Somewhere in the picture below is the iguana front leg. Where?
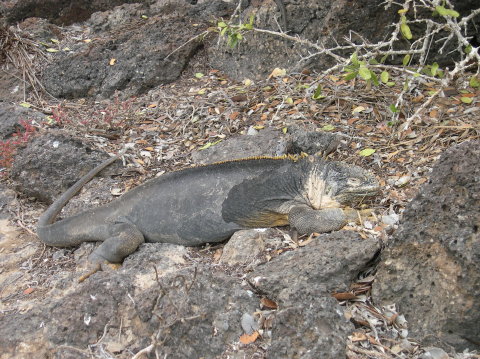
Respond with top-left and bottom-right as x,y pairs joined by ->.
288,204 -> 375,234
288,205 -> 347,234
88,218 -> 145,264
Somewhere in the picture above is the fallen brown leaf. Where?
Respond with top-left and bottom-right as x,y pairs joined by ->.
240,331 -> 259,344
332,292 -> 357,301
23,287 -> 35,295
260,297 -> 278,309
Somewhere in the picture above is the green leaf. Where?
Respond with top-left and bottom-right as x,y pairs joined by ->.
359,148 -> 376,157
386,81 -> 396,87
370,71 -> 379,86
358,66 -> 371,80
435,5 -> 448,16
445,9 -> 460,17
380,71 -> 389,83
398,8 -> 408,14
369,58 -> 379,65
431,62 -> 439,76
403,80 -> 409,91
402,54 -> 411,66
460,97 -> 473,104
141,15 -> 148,19
228,36 -> 239,48
50,38 -> 59,44
199,142 -> 211,150
350,52 -> 359,66
380,54 -> 389,64
199,140 -> 222,150
312,84 -> 325,100
249,14 -> 255,25
322,124 -> 335,131
244,23 -> 253,30
435,5 -> 459,17
401,23 -> 412,40
46,48 -> 59,53
194,72 -> 204,79
343,71 -> 357,81
19,102 -> 32,108
469,76 -> 480,88
389,104 -> 399,113
218,21 -> 227,28
464,44 -> 472,54
285,97 -> 294,105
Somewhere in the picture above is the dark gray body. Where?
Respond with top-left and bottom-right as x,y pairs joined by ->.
37,156 -> 379,263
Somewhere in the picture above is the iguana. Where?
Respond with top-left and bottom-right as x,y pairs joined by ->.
37,155 -> 379,264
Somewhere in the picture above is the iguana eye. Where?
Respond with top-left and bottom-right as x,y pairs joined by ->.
347,178 -> 361,186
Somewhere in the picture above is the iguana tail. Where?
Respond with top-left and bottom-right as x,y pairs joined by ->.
37,155 -> 119,227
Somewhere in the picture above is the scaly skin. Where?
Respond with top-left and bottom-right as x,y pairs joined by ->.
37,155 -> 379,264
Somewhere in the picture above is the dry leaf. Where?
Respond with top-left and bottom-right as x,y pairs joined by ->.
239,331 -> 259,344
111,188 -> 122,196
352,106 -> 366,114
268,68 -> 286,78
213,248 -> 223,262
229,111 -> 240,120
109,58 -> 116,66
23,288 -> 35,295
231,94 -> 248,102
260,297 -> 278,309
367,335 -> 380,345
332,292 -> 357,301
350,331 -> 368,342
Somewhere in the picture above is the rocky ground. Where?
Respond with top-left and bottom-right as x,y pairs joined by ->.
0,1 -> 480,359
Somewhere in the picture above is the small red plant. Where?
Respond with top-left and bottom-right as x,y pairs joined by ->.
0,120 -> 37,171
51,104 -> 71,126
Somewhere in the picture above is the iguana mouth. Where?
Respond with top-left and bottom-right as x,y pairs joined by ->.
337,186 -> 379,203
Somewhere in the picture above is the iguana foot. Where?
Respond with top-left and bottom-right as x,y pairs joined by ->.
78,263 -> 102,282
78,260 -> 122,282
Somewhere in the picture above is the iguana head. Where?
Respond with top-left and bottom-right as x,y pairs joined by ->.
306,158 -> 379,209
